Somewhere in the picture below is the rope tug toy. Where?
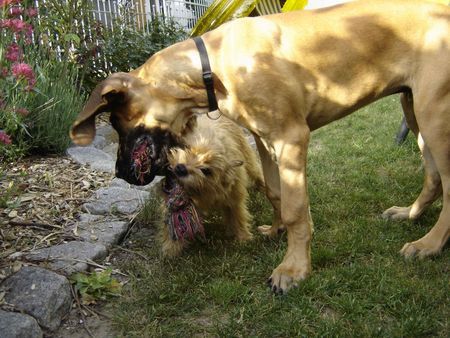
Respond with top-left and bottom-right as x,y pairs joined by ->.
131,136 -> 152,184
165,182 -> 205,241
131,135 -> 204,241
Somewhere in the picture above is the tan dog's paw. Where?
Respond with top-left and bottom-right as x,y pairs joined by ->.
400,240 -> 442,259
257,225 -> 285,237
267,258 -> 311,295
382,206 -> 413,220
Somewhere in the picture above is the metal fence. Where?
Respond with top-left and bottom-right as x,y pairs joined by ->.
90,0 -> 212,32
29,0 -> 211,69
32,0 -> 211,51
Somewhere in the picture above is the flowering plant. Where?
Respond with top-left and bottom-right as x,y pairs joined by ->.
0,0 -> 37,159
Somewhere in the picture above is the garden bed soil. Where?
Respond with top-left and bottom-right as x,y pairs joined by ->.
0,155 -> 114,280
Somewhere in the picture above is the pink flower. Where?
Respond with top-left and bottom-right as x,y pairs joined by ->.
8,6 -> 22,16
25,7 -> 38,17
0,0 -> 20,8
11,62 -> 35,89
1,67 -> 9,77
0,18 -> 32,35
0,130 -> 12,145
15,107 -> 29,116
1,18 -> 24,32
25,78 -> 36,91
5,43 -> 22,62
12,62 -> 33,78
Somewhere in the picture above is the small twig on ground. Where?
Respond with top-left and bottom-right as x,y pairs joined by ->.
122,215 -> 138,242
70,284 -> 94,338
63,258 -> 129,277
81,304 -> 99,319
64,197 -> 88,202
81,304 -> 112,320
9,220 -> 62,230
114,246 -> 150,261
37,232 -> 65,245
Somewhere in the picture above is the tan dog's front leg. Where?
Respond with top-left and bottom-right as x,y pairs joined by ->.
268,126 -> 313,294
253,135 -> 284,237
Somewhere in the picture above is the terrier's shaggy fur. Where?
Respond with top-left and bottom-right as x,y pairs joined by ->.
161,115 -> 264,257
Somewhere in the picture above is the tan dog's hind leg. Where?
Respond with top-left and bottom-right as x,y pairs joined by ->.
398,87 -> 450,258
401,160 -> 449,258
253,135 -> 284,237
382,143 -> 442,220
383,92 -> 442,220
268,125 -> 312,294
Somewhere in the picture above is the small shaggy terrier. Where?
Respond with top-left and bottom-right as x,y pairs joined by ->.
161,115 -> 264,257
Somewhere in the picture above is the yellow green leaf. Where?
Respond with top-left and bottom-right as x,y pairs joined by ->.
281,0 -> 308,12
190,0 -> 263,36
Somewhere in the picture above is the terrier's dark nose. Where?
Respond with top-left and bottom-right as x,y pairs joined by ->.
174,164 -> 188,177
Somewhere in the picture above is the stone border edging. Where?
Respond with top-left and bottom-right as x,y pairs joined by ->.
0,125 -> 158,337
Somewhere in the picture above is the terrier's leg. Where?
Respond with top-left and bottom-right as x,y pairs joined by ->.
253,135 -> 284,237
160,205 -> 187,257
224,180 -> 253,241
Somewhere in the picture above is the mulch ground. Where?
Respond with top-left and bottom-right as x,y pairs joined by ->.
0,155 -> 114,280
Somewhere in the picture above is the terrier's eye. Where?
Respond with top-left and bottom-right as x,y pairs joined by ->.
200,167 -> 212,176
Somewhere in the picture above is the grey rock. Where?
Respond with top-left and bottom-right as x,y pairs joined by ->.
77,213 -> 104,223
96,125 -> 118,140
102,143 -> 118,159
78,220 -> 129,248
0,310 -> 43,338
1,267 -> 71,331
25,241 -> 107,274
109,177 -> 133,189
110,177 -> 163,191
92,135 -> 106,149
67,146 -> 114,173
83,186 -> 149,215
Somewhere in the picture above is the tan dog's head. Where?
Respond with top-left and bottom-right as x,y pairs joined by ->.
70,41 -> 225,185
168,137 -> 243,197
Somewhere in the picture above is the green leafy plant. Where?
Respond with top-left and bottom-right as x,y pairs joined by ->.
103,16 -> 187,73
22,58 -> 86,154
71,268 -> 122,305
0,0 -> 87,160
32,0 -> 91,62
78,16 -> 187,91
0,180 -> 20,209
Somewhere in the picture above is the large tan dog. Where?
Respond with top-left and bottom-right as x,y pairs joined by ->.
71,0 -> 450,294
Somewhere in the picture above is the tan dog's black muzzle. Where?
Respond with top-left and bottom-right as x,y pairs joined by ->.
115,127 -> 184,186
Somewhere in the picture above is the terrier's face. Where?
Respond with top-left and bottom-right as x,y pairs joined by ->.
168,142 -> 243,196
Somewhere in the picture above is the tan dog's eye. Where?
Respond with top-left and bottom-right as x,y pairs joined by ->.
200,167 -> 212,176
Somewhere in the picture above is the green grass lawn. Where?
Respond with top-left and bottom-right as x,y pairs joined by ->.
111,96 -> 449,337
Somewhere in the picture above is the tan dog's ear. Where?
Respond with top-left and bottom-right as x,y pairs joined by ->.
70,73 -> 131,146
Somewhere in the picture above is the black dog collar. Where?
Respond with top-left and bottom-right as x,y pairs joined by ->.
193,36 -> 219,113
